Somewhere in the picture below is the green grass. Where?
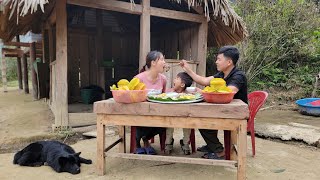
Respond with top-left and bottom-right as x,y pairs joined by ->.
0,80 -> 19,87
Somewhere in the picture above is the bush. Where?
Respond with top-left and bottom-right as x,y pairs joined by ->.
0,57 -> 18,85
230,0 -> 320,96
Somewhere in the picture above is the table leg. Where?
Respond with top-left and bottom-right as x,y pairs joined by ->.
118,126 -> 126,153
224,130 -> 231,160
237,120 -> 247,180
230,129 -> 238,160
97,116 -> 106,175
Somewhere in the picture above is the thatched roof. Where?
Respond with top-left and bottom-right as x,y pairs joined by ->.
0,0 -> 247,46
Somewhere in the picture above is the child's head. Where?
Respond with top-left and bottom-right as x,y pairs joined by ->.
173,72 -> 193,92
140,51 -> 166,73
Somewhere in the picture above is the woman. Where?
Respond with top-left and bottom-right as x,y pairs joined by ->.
134,50 -> 167,155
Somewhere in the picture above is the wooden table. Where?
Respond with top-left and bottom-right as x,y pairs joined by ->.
94,99 -> 249,180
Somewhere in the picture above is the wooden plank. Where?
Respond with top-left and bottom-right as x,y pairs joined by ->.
95,9 -> 104,91
68,0 -> 142,15
100,114 -> 241,130
104,138 -> 122,153
230,130 -> 238,161
237,121 -> 247,180
106,153 -> 237,168
118,126 -> 126,153
1,52 -> 7,92
67,33 -> 77,102
22,54 -> 29,94
69,113 -> 97,127
196,21 -> 208,77
55,0 -> 69,127
48,6 -> 56,25
80,35 -> 90,87
43,29 -> 50,63
30,42 -> 39,100
150,7 -> 205,23
4,42 -> 42,48
89,35 -> 97,85
2,48 -> 24,55
97,115 -> 106,175
179,29 -> 189,60
94,99 -> 249,119
139,0 -> 150,70
48,26 -> 54,62
190,26 -> 198,61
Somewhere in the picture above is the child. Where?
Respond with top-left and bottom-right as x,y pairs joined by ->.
134,50 -> 167,155
165,72 -> 194,155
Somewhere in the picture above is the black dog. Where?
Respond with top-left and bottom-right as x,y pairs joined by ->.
13,141 -> 92,174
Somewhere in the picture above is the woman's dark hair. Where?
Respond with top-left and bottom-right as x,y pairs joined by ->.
139,51 -> 163,73
177,72 -> 193,90
218,46 -> 240,65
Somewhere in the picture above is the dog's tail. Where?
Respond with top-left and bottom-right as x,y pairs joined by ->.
13,151 -> 23,164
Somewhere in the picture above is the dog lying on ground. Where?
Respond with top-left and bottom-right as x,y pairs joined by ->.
13,140 -> 92,174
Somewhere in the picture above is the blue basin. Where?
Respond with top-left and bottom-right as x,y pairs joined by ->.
296,98 -> 320,117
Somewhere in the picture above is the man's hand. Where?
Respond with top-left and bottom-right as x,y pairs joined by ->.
179,60 -> 191,73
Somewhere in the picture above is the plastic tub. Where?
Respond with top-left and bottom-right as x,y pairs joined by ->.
295,98 -> 320,117
111,90 -> 148,103
201,92 -> 236,104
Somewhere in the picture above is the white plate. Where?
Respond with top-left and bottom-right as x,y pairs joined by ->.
147,97 -> 204,104
147,89 -> 162,96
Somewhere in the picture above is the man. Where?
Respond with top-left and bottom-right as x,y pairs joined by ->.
179,46 -> 248,159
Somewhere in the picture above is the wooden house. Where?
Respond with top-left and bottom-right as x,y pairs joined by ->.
0,0 -> 247,129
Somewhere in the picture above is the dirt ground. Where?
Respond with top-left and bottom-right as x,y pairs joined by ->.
0,88 -> 319,180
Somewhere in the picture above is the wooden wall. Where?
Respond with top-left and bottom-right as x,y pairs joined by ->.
67,29 -> 140,102
68,30 -> 97,102
151,25 -> 199,61
151,25 -> 200,89
163,59 -> 198,89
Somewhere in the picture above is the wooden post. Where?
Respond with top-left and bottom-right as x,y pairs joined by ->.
1,51 -> 8,93
55,0 -> 69,128
97,115 -> 106,175
118,126 -> 126,153
30,42 -> 39,99
237,120 -> 247,180
16,36 -> 23,90
196,21 -> 208,77
139,0 -> 150,70
22,53 -> 29,94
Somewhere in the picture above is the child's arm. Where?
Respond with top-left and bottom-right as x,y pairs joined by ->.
196,87 -> 202,92
166,88 -> 174,93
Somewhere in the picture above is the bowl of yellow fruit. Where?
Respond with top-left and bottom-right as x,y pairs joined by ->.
201,78 -> 236,104
110,78 -> 148,103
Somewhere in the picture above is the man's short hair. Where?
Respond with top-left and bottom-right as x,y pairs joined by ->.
218,46 -> 240,65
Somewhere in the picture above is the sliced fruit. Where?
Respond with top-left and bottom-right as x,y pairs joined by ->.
110,84 -> 118,90
119,86 -> 129,90
210,78 -> 226,87
128,77 -> 140,90
217,86 -> 233,93
134,82 -> 146,90
117,79 -> 130,87
203,86 -> 211,92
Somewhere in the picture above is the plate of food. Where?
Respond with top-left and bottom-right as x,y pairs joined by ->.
147,92 -> 203,104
